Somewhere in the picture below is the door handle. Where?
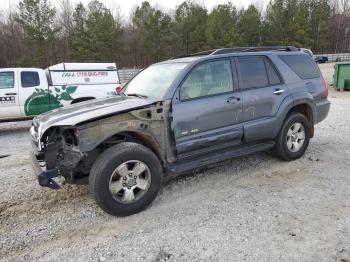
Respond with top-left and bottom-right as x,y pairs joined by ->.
273,89 -> 284,95
4,92 -> 17,95
226,96 -> 240,103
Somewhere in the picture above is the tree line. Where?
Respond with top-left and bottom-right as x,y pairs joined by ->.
0,0 -> 349,69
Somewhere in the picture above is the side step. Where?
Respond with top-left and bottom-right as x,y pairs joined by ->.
166,141 -> 275,175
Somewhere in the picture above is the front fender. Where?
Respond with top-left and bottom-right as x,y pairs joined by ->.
77,111 -> 166,162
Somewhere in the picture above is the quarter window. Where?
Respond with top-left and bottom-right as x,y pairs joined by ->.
180,60 -> 233,100
21,71 -> 40,88
0,72 -> 14,89
279,54 -> 320,79
264,58 -> 282,85
238,57 -> 268,89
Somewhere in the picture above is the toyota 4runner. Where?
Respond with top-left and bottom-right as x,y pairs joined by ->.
30,46 -> 330,216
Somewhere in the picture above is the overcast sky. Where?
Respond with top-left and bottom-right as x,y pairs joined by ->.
3,0 -> 268,21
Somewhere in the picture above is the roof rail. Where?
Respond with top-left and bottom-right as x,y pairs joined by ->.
171,50 -> 215,59
211,46 -> 298,55
170,46 -> 298,59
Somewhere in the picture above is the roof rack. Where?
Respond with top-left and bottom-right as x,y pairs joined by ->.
211,46 -> 298,55
171,50 -> 215,59
171,46 -> 298,59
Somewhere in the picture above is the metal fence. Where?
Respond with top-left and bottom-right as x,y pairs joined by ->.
313,53 -> 350,62
118,52 -> 350,82
118,68 -> 142,83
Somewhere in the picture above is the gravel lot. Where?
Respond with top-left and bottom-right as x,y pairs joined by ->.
1,64 -> 350,262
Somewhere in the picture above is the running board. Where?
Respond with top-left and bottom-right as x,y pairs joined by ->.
166,141 -> 275,175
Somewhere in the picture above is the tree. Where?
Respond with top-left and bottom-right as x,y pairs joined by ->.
207,2 -> 238,48
175,1 -> 208,54
71,0 -> 122,62
0,0 -> 348,68
57,0 -> 74,60
307,0 -> 331,52
237,4 -> 261,46
16,0 -> 59,67
262,0 -> 311,48
132,1 -> 174,64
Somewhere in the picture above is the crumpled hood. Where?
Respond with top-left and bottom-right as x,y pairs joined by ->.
35,96 -> 157,135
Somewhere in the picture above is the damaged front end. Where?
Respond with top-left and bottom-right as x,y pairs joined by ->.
29,98 -> 171,190
30,123 -> 84,189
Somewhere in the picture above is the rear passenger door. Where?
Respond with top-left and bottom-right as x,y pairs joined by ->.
237,56 -> 288,142
172,58 -> 243,155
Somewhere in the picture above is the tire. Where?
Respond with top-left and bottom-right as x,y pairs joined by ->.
274,112 -> 311,161
89,142 -> 162,216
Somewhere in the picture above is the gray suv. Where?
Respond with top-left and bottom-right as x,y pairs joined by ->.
30,46 -> 330,216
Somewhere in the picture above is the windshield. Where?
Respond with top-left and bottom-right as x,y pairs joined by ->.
123,63 -> 188,99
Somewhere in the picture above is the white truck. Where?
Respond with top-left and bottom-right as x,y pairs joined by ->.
0,63 -> 120,120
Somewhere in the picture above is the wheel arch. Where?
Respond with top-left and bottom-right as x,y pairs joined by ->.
286,102 -> 315,138
95,130 -> 164,164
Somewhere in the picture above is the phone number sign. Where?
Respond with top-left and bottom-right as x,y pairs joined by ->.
0,96 -> 16,104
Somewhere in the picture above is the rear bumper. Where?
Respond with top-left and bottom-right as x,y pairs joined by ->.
30,151 -> 61,189
315,99 -> 330,124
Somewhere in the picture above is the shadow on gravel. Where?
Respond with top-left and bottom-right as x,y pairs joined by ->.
0,120 -> 32,133
162,152 -> 270,187
0,185 -> 91,217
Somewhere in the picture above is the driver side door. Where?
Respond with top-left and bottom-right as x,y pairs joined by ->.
171,58 -> 243,156
0,70 -> 21,119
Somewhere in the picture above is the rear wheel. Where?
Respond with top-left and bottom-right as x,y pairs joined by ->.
89,142 -> 162,216
274,112 -> 311,161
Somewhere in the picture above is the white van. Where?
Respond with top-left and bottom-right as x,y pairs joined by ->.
0,63 -> 120,120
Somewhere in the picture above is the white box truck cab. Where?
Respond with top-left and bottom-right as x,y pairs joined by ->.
0,63 -> 120,120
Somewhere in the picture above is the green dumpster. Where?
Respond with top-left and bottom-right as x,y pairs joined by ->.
334,63 -> 350,90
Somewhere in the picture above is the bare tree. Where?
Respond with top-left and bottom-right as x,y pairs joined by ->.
57,0 -> 74,61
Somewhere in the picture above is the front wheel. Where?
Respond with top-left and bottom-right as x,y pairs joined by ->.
89,142 -> 162,216
274,112 -> 311,161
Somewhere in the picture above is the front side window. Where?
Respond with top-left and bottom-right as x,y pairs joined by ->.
0,72 -> 14,89
238,57 -> 268,89
123,63 -> 188,99
180,59 -> 234,100
21,71 -> 40,88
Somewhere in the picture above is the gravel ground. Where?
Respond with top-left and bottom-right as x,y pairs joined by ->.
1,65 -> 350,261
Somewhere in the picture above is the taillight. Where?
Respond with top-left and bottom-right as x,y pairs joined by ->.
323,78 -> 329,97
116,84 -> 122,94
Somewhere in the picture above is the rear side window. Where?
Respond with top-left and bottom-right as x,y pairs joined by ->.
279,54 -> 320,79
264,58 -> 281,85
238,57 -> 268,89
0,72 -> 14,89
21,71 -> 40,88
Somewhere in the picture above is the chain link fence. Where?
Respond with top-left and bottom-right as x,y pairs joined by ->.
118,68 -> 142,83
118,52 -> 350,83
313,53 -> 350,62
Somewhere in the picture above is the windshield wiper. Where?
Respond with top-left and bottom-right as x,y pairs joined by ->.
126,93 -> 148,99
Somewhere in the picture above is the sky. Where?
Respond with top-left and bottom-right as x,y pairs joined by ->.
2,0 -> 268,21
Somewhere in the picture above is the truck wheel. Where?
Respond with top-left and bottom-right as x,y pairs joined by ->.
275,112 -> 311,161
89,142 -> 162,216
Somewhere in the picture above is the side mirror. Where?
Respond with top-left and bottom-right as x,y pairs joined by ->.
115,84 -> 122,94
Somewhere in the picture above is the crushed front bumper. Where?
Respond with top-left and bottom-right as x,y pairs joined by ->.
30,151 -> 61,189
